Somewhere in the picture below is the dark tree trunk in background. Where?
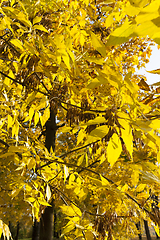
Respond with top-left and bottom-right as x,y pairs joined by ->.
39,109 -> 57,240
40,199 -> 54,240
15,222 -> 19,240
32,108 -> 59,240
32,219 -> 40,240
135,222 -> 142,240
9,221 -> 13,239
144,220 -> 152,240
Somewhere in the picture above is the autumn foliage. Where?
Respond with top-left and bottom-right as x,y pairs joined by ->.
1,0 -> 160,239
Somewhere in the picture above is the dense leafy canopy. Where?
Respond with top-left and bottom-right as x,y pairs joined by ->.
1,0 -> 160,239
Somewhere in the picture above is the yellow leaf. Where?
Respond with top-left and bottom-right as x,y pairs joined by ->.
2,223 -> 12,240
119,119 -> 133,158
60,204 -> 82,217
136,184 -> 146,192
153,224 -> 160,237
147,68 -> 160,74
124,2 -> 141,16
129,0 -> 150,7
33,25 -> 48,33
61,222 -> 75,236
12,120 -> 19,138
107,133 -> 122,167
157,151 -> 160,164
124,72 -> 139,94
72,204 -> 82,217
60,205 -> 76,217
32,200 -> 39,220
77,129 -> 86,145
10,39 -> 24,51
40,106 -> 50,127
46,184 -> 51,201
79,33 -> 85,46
11,186 -> 23,199
8,115 -> 13,129
121,184 -> 128,192
33,16 -> 42,25
90,32 -> 106,57
86,125 -> 109,144
100,154 -> 106,164
27,158 -> 36,170
25,197 -> 36,203
60,126 -> 72,133
64,165 -> 69,182
77,154 -> 84,166
38,197 -> 51,206
83,116 -> 107,126
131,170 -> 139,186
0,152 -> 14,159
0,220 -> 3,238
105,14 -> 115,28
107,18 -> 136,46
100,174 -> 110,186
85,231 -> 95,240
61,51 -> 71,70
34,111 -> 39,126
29,107 -> 34,122
69,174 -> 75,185
137,191 -> 150,199
79,188 -> 88,200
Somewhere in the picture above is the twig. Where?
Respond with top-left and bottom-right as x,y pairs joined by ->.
0,138 -> 22,159
0,71 -> 49,97
60,100 -> 106,113
39,140 -> 100,169
35,72 -> 50,94
0,138 -> 9,148
39,157 -> 154,217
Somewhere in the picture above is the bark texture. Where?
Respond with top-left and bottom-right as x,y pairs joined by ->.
144,220 -> 152,240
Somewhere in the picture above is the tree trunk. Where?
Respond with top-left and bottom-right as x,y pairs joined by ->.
32,107 -> 62,240
39,109 -> 56,240
32,219 -> 40,240
40,199 -> 54,240
15,222 -> 19,240
135,222 -> 142,240
144,220 -> 152,240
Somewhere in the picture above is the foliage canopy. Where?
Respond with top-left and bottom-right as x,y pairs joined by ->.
1,0 -> 160,239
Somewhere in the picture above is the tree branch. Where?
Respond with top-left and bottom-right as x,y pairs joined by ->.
0,138 -> 10,148
39,158 -> 153,217
0,138 -> 22,159
0,71 -> 50,97
60,100 -> 106,113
